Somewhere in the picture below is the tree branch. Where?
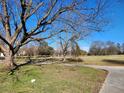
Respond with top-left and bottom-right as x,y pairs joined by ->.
25,2 -> 43,20
2,0 -> 11,41
20,0 -> 27,35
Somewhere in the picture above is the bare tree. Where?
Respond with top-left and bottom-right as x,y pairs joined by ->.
57,31 -> 71,61
121,43 -> 124,54
0,0 -> 108,70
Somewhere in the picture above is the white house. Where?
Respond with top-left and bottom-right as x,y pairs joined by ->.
0,52 -> 4,57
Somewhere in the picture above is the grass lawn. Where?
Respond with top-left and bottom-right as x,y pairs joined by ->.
82,55 -> 124,66
0,64 -> 107,93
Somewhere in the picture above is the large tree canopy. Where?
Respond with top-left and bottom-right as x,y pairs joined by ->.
0,0 -> 108,70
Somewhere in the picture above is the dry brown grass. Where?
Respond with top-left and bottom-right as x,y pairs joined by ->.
81,55 -> 124,66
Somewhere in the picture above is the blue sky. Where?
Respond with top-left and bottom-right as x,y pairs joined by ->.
46,0 -> 124,51
77,0 -> 124,51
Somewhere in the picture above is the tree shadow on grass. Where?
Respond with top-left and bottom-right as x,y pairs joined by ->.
11,57 -> 59,74
102,59 -> 124,65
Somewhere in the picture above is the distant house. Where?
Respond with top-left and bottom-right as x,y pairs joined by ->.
0,48 -> 4,58
0,52 -> 4,60
0,52 -> 4,57
0,47 -> 4,57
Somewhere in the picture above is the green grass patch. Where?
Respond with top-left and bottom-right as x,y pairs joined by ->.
0,64 -> 107,93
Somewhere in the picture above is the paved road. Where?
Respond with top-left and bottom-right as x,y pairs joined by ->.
63,64 -> 124,93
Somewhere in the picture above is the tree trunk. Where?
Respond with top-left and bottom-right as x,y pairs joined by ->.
4,50 -> 15,70
62,53 -> 66,62
63,56 -> 66,62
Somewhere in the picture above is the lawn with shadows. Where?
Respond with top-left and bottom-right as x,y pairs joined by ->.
0,64 -> 107,93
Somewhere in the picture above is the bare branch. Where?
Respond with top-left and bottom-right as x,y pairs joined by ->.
20,0 -> 27,35
0,34 -> 10,46
2,0 -> 11,41
11,24 -> 22,44
38,0 -> 58,24
25,2 -> 43,20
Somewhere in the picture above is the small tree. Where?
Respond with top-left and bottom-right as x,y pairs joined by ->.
58,31 -> 71,61
116,43 -> 121,54
74,43 -> 82,57
38,46 -> 54,56
89,41 -> 104,55
121,43 -> 124,54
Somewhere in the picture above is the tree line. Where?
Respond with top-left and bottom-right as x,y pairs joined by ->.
17,40 -> 87,58
89,41 -> 124,55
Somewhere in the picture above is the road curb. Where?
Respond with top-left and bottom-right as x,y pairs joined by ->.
99,69 -> 110,93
